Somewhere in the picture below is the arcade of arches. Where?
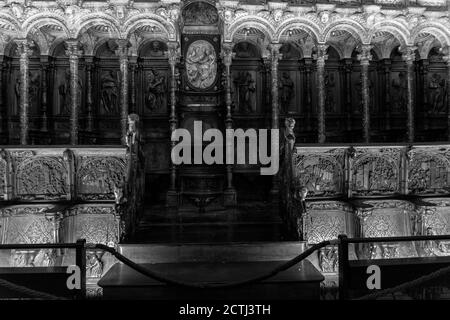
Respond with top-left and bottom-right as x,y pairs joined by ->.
0,0 -> 449,204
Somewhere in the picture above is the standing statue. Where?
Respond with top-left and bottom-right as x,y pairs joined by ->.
101,71 -> 119,114
429,73 -> 447,113
14,76 -> 21,114
391,71 -> 407,112
145,69 -> 166,112
293,186 -> 308,240
234,71 -> 255,113
324,72 -> 335,112
29,71 -> 40,113
58,70 -> 82,115
279,72 -> 294,114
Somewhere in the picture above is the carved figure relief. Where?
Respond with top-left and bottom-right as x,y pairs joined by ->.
233,71 -> 255,113
145,69 -> 166,112
325,72 -> 335,112
77,157 -> 126,199
58,69 -> 82,115
100,71 -> 119,114
29,71 -> 40,114
408,152 -> 450,194
186,40 -> 217,89
280,43 -> 301,60
428,73 -> 447,113
318,247 -> 338,273
5,216 -> 54,244
86,252 -> 104,278
147,41 -> 165,57
182,2 -> 218,25
16,157 -> 67,199
279,71 -> 294,113
0,158 -> 5,199
391,71 -> 407,112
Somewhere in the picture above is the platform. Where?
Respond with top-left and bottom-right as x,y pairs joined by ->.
98,260 -> 324,300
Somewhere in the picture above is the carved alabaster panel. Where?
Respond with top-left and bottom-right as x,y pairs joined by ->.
293,147 -> 346,197
185,40 -> 217,90
351,148 -> 401,197
76,156 -> 126,200
15,156 -> 68,200
407,147 -> 450,195
305,201 -> 352,244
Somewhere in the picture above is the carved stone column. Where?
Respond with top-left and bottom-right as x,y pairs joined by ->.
342,58 -> 353,132
401,46 -> 417,143
129,56 -> 137,114
418,59 -> 429,131
116,39 -> 130,145
85,56 -> 94,133
269,43 -> 282,199
40,56 -> 49,133
15,39 -> 33,145
303,58 -> 313,131
262,57 -> 271,127
0,55 -> 4,140
357,45 -> 373,143
314,44 -> 328,143
382,59 -> 392,131
444,50 -> 450,140
65,40 -> 83,145
166,41 -> 180,207
221,42 -> 237,206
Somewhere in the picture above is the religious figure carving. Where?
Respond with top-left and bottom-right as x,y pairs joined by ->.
186,40 -> 217,89
86,252 -> 103,278
234,71 -> 255,113
280,43 -> 301,60
58,69 -> 82,115
182,2 -> 218,25
318,247 -> 338,273
279,72 -> 294,114
100,71 -> 119,114
324,72 -> 335,112
391,71 -> 407,112
29,71 -> 40,113
145,69 -> 166,112
293,186 -> 308,240
148,41 -> 165,57
429,73 -> 447,113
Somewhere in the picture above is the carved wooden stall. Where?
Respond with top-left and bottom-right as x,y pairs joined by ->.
0,146 -> 128,296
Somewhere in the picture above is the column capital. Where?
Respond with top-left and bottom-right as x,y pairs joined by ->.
65,39 -> 83,58
357,45 -> 373,65
167,41 -> 180,66
268,43 -> 283,61
115,39 -> 130,59
14,39 -> 33,57
400,45 -> 417,65
221,42 -> 235,67
313,44 -> 328,65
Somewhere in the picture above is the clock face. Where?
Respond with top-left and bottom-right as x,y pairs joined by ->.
185,40 -> 217,90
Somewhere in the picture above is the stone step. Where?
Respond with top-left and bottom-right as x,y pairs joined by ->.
117,241 -> 307,264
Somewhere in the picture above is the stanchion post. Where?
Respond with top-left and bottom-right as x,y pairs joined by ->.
338,234 -> 349,300
75,239 -> 86,299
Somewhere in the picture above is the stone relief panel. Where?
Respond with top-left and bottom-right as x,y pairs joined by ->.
232,70 -> 257,113
15,157 -> 68,200
408,148 -> 450,195
73,210 -> 118,246
144,68 -> 167,114
2,211 -> 54,244
305,201 -> 350,243
351,148 -> 401,196
293,148 -> 345,197
419,199 -> 450,256
185,40 -> 217,90
77,157 -> 126,200
55,68 -> 83,115
99,70 -> 120,115
427,72 -> 448,114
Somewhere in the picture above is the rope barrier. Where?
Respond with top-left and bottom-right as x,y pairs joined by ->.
89,241 -> 331,289
355,264 -> 450,300
0,278 -> 68,300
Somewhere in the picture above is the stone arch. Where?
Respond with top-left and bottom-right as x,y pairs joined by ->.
123,15 -> 176,42
275,19 -> 321,44
322,20 -> 366,44
227,17 -> 275,43
74,14 -> 121,39
367,21 -> 410,47
232,40 -> 262,58
22,14 -> 70,39
411,24 -> 450,48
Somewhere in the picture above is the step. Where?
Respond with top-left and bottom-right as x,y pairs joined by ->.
117,241 -> 307,264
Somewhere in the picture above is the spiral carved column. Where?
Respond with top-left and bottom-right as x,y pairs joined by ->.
116,39 -> 130,145
357,45 -> 373,143
15,39 -> 32,145
401,46 -> 417,143
65,40 -> 82,145
314,44 -> 328,144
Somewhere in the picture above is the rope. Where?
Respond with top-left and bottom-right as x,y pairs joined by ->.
89,241 -> 331,289
355,264 -> 450,300
0,278 -> 68,300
